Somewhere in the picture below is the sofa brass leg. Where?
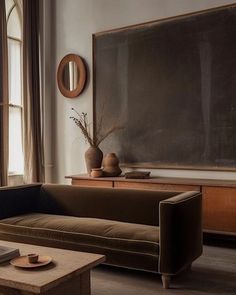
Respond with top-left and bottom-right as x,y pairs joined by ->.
161,275 -> 171,289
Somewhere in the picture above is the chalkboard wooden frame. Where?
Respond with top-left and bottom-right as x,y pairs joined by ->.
93,4 -> 236,171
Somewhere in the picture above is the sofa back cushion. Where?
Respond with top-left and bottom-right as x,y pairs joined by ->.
39,184 -> 178,226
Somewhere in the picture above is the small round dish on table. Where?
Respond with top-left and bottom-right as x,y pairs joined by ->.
10,255 -> 52,268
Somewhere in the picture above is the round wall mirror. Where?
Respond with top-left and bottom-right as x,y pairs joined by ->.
57,54 -> 86,98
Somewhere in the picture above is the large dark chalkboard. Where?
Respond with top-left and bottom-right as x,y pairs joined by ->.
93,5 -> 236,170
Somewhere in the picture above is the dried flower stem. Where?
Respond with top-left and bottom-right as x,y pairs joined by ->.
70,108 -> 123,147
96,125 -> 123,146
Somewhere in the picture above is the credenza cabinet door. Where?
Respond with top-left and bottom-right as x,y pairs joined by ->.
202,186 -> 236,234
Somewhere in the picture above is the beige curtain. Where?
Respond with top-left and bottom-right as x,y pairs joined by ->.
23,0 -> 44,183
0,0 -> 9,186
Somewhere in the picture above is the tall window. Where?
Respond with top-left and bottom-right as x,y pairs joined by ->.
5,0 -> 24,175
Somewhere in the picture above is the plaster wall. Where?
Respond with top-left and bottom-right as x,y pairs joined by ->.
46,0 -> 236,183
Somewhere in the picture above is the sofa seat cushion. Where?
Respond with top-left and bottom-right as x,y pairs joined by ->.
0,213 -> 159,256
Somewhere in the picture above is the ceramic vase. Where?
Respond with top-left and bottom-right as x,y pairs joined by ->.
85,146 -> 103,175
103,153 -> 122,177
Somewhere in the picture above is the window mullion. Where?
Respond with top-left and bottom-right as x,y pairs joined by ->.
7,3 -> 16,23
8,103 -> 22,109
8,36 -> 21,42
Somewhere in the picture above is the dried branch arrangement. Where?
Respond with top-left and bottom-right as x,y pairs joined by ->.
70,108 -> 123,147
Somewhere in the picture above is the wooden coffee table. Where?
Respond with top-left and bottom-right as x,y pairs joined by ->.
0,240 -> 105,295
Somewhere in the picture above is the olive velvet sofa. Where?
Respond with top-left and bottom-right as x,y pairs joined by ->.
0,184 -> 202,288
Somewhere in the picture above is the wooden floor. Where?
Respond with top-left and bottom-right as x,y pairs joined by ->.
91,245 -> 236,295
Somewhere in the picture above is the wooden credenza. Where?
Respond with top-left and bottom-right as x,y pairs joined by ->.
66,174 -> 236,236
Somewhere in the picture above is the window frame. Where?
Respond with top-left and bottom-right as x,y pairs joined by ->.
6,0 -> 24,176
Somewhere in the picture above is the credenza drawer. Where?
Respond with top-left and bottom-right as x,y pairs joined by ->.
72,179 -> 113,188
114,181 -> 201,192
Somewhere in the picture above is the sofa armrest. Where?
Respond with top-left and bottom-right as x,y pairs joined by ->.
0,184 -> 42,219
158,191 -> 202,275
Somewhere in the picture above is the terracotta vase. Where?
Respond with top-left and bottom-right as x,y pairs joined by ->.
85,146 -> 103,175
103,153 -> 122,177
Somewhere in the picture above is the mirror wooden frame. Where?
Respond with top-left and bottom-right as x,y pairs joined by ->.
57,54 -> 86,98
